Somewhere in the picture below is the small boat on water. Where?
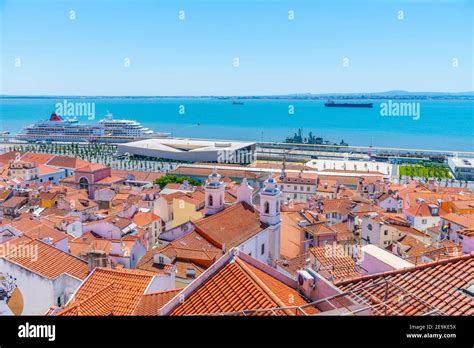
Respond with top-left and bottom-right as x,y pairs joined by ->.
325,100 -> 373,108
232,101 -> 244,105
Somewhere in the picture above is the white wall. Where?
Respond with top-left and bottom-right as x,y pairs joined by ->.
145,273 -> 176,294
66,220 -> 83,238
83,221 -> 121,239
54,238 -> 69,253
461,235 -> 474,254
406,215 -> 440,232
38,170 -> 66,185
361,218 -> 381,245
239,229 -> 270,265
0,259 -> 82,315
379,198 -> 399,212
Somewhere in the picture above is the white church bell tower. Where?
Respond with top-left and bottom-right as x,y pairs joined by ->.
204,167 -> 225,215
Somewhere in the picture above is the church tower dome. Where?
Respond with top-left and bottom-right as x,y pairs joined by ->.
259,174 -> 281,225
204,167 -> 225,215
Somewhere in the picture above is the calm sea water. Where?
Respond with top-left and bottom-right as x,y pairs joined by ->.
0,97 -> 472,151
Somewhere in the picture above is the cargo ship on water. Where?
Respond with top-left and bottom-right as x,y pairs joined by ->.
17,112 -> 170,143
324,100 -> 373,108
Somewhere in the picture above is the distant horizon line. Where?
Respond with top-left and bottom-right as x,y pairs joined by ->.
2,90 -> 474,98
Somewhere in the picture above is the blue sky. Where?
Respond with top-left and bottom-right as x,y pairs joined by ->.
1,0 -> 472,95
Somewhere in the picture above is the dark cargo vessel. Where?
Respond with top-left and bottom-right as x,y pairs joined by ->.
325,100 -> 373,108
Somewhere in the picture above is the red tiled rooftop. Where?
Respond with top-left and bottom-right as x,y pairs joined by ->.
1,196 -> 28,208
335,252 -> 474,316
76,163 -> 109,172
58,267 -> 159,316
47,156 -> 90,169
195,201 -> 268,249
111,169 -> 164,183
137,230 -> 221,276
37,164 -> 63,175
309,245 -> 361,281
4,238 -> 88,280
132,211 -> 161,227
133,289 -> 181,315
442,213 -> 474,229
169,254 -> 319,316
275,252 -> 310,277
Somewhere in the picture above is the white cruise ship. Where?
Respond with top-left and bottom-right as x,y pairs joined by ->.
17,112 -> 170,143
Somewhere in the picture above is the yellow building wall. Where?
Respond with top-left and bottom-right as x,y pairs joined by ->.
171,199 -> 203,227
40,198 -> 57,208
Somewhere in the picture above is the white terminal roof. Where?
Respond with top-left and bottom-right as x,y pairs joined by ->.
361,244 -> 414,269
449,157 -> 474,169
121,138 -> 255,153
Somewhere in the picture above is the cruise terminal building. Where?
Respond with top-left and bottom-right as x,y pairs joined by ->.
117,138 -> 257,163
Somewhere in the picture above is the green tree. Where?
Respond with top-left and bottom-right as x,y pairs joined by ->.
154,175 -> 201,188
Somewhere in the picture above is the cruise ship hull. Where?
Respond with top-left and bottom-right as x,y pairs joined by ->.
17,113 -> 170,143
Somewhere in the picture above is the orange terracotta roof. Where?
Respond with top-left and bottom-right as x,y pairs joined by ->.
69,232 -> 112,257
37,164 -> 63,175
275,252 -> 311,277
458,228 -> 474,237
304,222 -> 337,236
309,245 -> 361,281
176,191 -> 205,206
0,189 -> 12,200
169,253 -> 319,316
318,175 -> 359,187
102,216 -> 132,229
276,172 -> 317,184
319,199 -> 352,215
406,202 -> 442,217
163,183 -> 182,190
3,238 -> 88,280
317,179 -> 338,193
442,213 -> 474,229
133,289 -> 181,315
132,211 -> 161,228
22,224 -> 68,244
137,230 -> 221,275
393,235 -> 431,258
331,222 -> 354,242
58,267 -> 158,316
449,199 -> 474,210
60,176 -> 76,183
1,196 -> 28,208
161,191 -> 186,202
335,252 -> 474,316
47,156 -> 90,169
76,163 -> 108,173
111,169 -> 165,183
338,187 -> 356,198
195,201 -> 267,249
20,152 -> 55,164
39,191 -> 59,200
173,260 -> 206,279
58,283 -> 116,316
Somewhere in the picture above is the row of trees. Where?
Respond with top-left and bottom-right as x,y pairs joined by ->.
400,164 -> 451,179
8,143 -> 178,173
